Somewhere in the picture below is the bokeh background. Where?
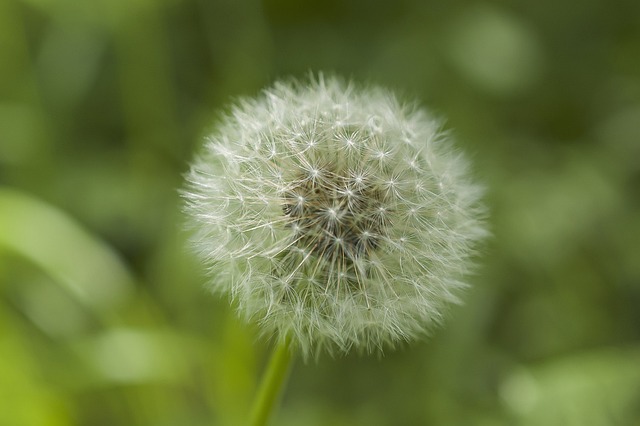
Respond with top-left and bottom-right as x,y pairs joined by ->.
1,0 -> 639,425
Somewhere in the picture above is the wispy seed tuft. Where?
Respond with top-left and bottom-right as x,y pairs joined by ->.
184,75 -> 487,359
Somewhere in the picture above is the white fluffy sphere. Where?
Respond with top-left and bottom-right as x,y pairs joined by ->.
184,75 -> 487,358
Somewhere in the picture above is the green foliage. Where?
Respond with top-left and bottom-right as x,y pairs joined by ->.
1,0 -> 639,424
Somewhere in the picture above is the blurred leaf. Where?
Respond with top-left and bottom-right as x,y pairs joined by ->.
501,348 -> 640,425
72,327 -> 189,385
0,309 -> 72,426
0,187 -> 134,316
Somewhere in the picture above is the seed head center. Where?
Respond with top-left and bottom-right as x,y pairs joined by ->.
283,171 -> 388,262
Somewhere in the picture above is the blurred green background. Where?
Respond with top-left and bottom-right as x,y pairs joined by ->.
1,0 -> 639,425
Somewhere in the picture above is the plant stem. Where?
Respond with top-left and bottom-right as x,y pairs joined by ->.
249,337 -> 294,426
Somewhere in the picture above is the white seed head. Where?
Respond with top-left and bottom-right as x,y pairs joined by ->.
184,75 -> 487,359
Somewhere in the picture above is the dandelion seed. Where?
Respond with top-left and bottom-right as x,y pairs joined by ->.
183,74 -> 487,359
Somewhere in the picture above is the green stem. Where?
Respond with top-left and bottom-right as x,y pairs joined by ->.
249,338 -> 295,426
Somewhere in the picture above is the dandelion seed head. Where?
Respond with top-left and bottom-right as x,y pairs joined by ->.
184,75 -> 487,359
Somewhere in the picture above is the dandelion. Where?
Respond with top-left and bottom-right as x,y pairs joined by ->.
184,74 -> 486,424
